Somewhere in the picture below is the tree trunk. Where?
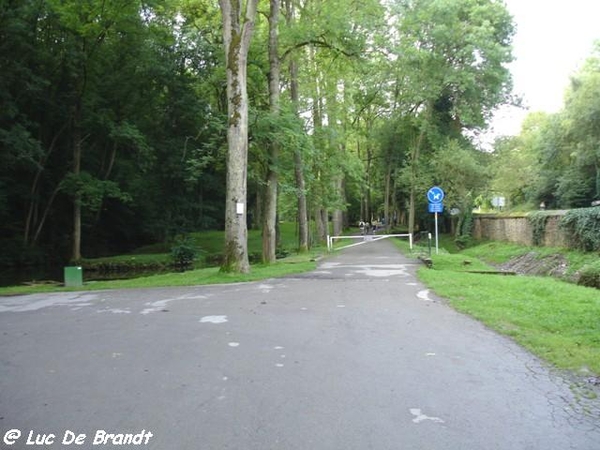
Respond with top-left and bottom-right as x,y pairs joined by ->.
71,94 -> 83,262
32,184 -> 61,246
365,142 -> 372,222
322,208 -> 329,241
408,182 -> 416,235
24,123 -> 67,245
293,144 -> 309,251
384,165 -> 391,232
313,208 -> 323,242
594,158 -> 600,200
408,123 -> 427,235
254,184 -> 263,230
332,177 -> 344,236
218,0 -> 258,273
285,0 -> 308,252
357,137 -> 366,223
261,0 -> 281,264
327,87 -> 344,237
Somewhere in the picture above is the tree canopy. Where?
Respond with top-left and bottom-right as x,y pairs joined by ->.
13,0 -> 596,270
489,42 -> 600,211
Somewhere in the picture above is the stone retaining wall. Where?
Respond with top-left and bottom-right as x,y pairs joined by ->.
472,212 -> 569,248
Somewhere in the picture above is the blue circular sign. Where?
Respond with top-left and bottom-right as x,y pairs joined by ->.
427,186 -> 444,203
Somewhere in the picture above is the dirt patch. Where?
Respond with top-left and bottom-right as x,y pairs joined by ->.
497,252 -> 570,278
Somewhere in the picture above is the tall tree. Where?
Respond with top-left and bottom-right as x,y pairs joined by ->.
218,0 -> 258,273
391,0 -> 514,234
490,112 -> 549,208
282,0 -> 309,251
559,45 -> 600,205
261,0 -> 281,264
432,139 -> 487,238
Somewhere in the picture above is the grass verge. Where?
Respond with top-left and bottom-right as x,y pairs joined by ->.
393,237 -> 600,376
0,258 -> 318,296
461,241 -> 600,278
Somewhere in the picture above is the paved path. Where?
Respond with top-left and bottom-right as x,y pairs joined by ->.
1,239 -> 599,449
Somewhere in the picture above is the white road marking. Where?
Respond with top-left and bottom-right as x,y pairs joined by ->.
410,408 -> 445,424
0,293 -> 99,313
355,268 -> 407,277
97,308 -> 131,314
417,290 -> 434,302
228,342 -> 240,347
319,263 -> 409,278
141,293 -> 207,314
257,283 -> 274,293
200,315 -> 228,324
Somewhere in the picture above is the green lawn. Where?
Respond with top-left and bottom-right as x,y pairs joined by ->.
85,222 -> 305,267
0,258 -> 318,296
462,241 -> 600,278
0,222 -> 323,295
393,237 -> 600,375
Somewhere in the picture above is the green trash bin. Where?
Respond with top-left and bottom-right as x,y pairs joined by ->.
64,266 -> 83,287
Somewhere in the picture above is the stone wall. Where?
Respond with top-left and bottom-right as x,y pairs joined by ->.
472,211 -> 569,248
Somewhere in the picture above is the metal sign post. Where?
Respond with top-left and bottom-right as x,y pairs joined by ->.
435,212 -> 439,254
427,186 -> 445,255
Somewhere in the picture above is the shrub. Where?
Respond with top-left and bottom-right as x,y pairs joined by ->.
560,207 -> 600,251
0,238 -> 46,266
454,235 -> 472,250
276,247 -> 291,259
170,236 -> 199,267
577,260 -> 600,289
528,211 -> 551,246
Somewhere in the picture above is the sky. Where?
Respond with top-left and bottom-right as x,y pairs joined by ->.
487,0 -> 600,138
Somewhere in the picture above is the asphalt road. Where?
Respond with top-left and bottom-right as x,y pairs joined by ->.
1,239 -> 599,449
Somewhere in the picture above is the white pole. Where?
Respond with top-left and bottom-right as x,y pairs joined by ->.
409,233 -> 413,250
434,212 -> 439,254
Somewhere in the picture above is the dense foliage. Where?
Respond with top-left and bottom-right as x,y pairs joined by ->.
1,0 -> 226,264
560,207 -> 600,252
489,43 -> 600,211
6,0 -> 596,270
577,260 -> 600,289
528,211 -> 552,246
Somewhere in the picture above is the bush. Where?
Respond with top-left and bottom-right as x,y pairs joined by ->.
204,253 -> 223,266
170,236 -> 199,267
560,207 -> 600,251
0,238 -> 46,267
454,235 -> 472,250
577,260 -> 600,289
276,247 -> 291,259
528,211 -> 551,246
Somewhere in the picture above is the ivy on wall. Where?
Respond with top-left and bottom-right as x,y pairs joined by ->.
559,207 -> 600,252
528,211 -> 552,246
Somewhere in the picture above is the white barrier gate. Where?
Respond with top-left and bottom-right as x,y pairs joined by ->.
327,233 -> 413,252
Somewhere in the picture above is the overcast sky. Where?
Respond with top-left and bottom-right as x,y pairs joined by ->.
488,0 -> 600,137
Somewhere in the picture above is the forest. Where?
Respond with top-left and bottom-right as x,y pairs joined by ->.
1,0 -> 598,272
